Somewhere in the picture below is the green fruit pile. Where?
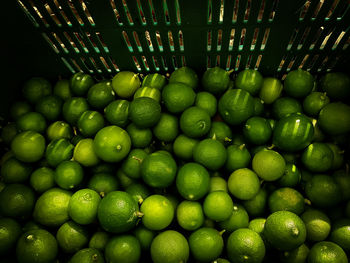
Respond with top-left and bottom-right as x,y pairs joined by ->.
0,67 -> 350,263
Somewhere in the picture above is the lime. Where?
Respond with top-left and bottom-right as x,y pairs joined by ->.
202,66 -> 230,95
1,122 -> 17,145
227,228 -> 266,263
248,218 -> 266,235
70,72 -> 94,96
0,184 -> 35,220
30,167 -> 55,193
169,66 -> 198,89
252,149 -> 286,181
140,194 -> 174,230
243,116 -> 272,145
279,243 -> 309,263
278,163 -> 301,187
176,200 -> 204,231
284,69 -> 314,98
69,248 -> 104,263
180,106 -> 211,138
189,227 -> 224,262
16,112 -> 46,134
272,97 -> 302,119
125,183 -> 151,204
88,173 -> 119,197
89,231 -> 110,251
142,73 -> 167,90
308,241 -> 348,263
153,113 -> 179,142
133,225 -> 155,251
134,86 -> 161,102
0,217 -> 22,255
253,97 -> 265,116
45,138 -> 74,167
77,110 -> 105,137
112,71 -> 141,98
22,77 -> 52,104
53,78 -> 72,101
46,121 -> 73,141
243,188 -> 268,217
320,72 -> 350,101
62,97 -> 89,125
195,91 -> 217,117
105,235 -> 141,263
55,160 -> 83,190
176,162 -> 210,200
104,99 -> 130,127
129,97 -> 161,128
56,221 -> 89,253
173,134 -> 198,160
268,187 -> 305,215
10,101 -> 32,121
1,157 -> 32,183
151,230 -> 189,263
259,77 -> 283,104
16,229 -> 58,263
235,69 -> 263,95
116,169 -> 136,189
126,123 -> 153,148
209,176 -> 228,192
228,168 -> 260,200
35,95 -> 63,121
318,102 -> 350,135
329,218 -> 350,251
203,191 -> 234,222
193,138 -> 227,170
301,143 -> 334,172
162,82 -> 196,114
87,80 -> 115,109
93,125 -> 131,162
73,138 -> 99,167
219,204 -> 249,232
303,92 -> 330,117
301,209 -> 331,242
218,89 -> 255,125
225,144 -> 251,172
207,121 -> 233,145
141,151 -> 177,188
333,170 -> 350,201
33,188 -> 72,227
264,211 -> 306,251
121,149 -> 148,179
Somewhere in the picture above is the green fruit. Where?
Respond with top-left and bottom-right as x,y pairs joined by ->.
284,69 -> 314,98
228,168 -> 260,201
176,201 -> 204,231
162,82 -> 196,113
308,241 -> 347,263
303,92 -> 330,117
46,121 -> 73,141
56,221 -> 89,253
268,187 -> 305,215
69,248 -> 105,263
320,72 -> 350,101
10,101 -> 32,121
195,91 -> 217,117
225,144 -> 251,172
219,204 -> 249,232
104,99 -> 130,127
129,97 -> 161,128
55,160 -> 83,190
272,97 -> 302,119
169,66 -> 199,89
11,131 -> 45,162
35,95 -> 63,121
1,157 -> 32,183
318,102 -> 350,135
30,167 -> 55,193
301,143 -> 334,172
87,80 -> 115,109
77,110 -> 105,137
202,66 -> 230,95
62,97 -> 89,125
142,73 -> 167,90
45,138 -> 74,167
0,217 -> 22,255
193,138 -> 227,171
112,71 -> 141,98
16,112 -> 47,134
243,116 -> 272,145
252,149 -> 286,181
73,138 -> 100,167
259,77 -> 283,104
235,69 -> 263,95
53,79 -> 72,101
70,72 -> 94,96
88,173 -> 119,197
22,77 -> 52,104
301,209 -> 331,242
203,191 -> 234,222
180,106 -> 211,138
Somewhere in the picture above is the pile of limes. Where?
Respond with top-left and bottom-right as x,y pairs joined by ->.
1,66 -> 350,263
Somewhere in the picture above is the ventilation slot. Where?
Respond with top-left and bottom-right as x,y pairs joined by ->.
332,30 -> 346,50
122,0 -> 134,25
145,31 -> 154,52
155,31 -> 164,52
163,0 -> 171,25
178,30 -> 184,51
63,32 -> 79,53
207,30 -> 212,51
168,31 -> 175,52
217,29 -> 223,51
28,0 -> 49,27
42,33 -> 59,53
257,0 -> 266,22
325,0 -> 340,20
260,28 -> 270,50
148,0 -> 158,25
133,56 -> 142,71
52,32 -> 68,53
142,56 -> 150,71
309,27 -> 324,50
311,0 -> 324,20
228,29 -> 235,51
299,0 -> 311,21
219,0 -> 224,24
298,54 -> 310,69
110,0 -> 123,25
207,0 -> 212,24
297,27 -> 311,50
68,0 -> 84,26
255,54 -> 263,70
232,0 -> 239,23
319,28 -> 335,50
251,28 -> 259,50
133,32 -> 143,52
152,56 -> 160,71
100,57 -> 112,73
235,55 -> 241,71
122,31 -> 134,52
226,55 -> 232,71
244,0 -> 251,22
136,0 -> 147,25
61,57 -> 76,73
239,28 -> 246,51
53,0 -> 72,26
269,0 -> 279,21
44,2 -> 61,26
17,0 -> 39,27
175,0 -> 181,24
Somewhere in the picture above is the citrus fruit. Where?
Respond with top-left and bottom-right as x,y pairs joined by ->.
227,228 -> 266,263
279,243 -> 309,263
228,168 -> 260,200
16,112 -> 46,134
225,144 -> 251,172
176,200 -> 204,231
46,121 -> 73,141
55,160 -> 83,190
308,241 -> 348,263
252,149 -> 286,181
264,211 -> 306,251
219,204 -> 249,232
116,169 -> 136,189
162,82 -> 196,114
142,73 -> 167,90
129,97 -> 161,128
278,163 -> 301,187
1,122 -> 17,145
253,97 -> 265,116
87,80 -> 115,109
189,227 -> 224,262
329,218 -> 350,251
180,106 -> 211,138
133,225 -> 155,251
0,217 -> 22,255
77,110 -> 105,137
121,149 -> 148,179
88,173 -> 119,197
97,191 -> 140,233
248,218 -> 266,235
70,72 -> 94,96
62,97 -> 89,125
134,86 -> 161,102
235,69 -> 263,96
259,77 -> 283,104
207,121 -> 232,145
89,231 -> 110,251
140,194 -> 174,230
104,99 -> 130,127
152,113 -> 179,142
35,95 -> 63,121
195,91 -> 217,117
209,176 -> 228,192
29,167 -> 55,193
73,138 -> 100,167
320,72 -> 350,101
126,123 -> 153,148
173,134 -> 198,160
284,69 -> 314,98
243,188 -> 268,217
112,71 -> 141,98
45,138 -> 74,167
125,183 -> 151,204
22,77 -> 52,104
10,101 -> 32,121
93,125 -> 131,162
301,143 -> 334,172
105,235 -> 141,263
202,66 -> 230,95
301,209 -> 331,242
53,78 -> 72,101
56,221 -> 89,253
203,191 -> 234,222
303,92 -> 330,117
169,66 -> 198,89
218,89 -> 255,125
272,97 -> 302,119
1,157 -> 32,183
243,116 -> 272,145
268,187 -> 305,215
150,230 -> 190,263
193,138 -> 227,170
318,102 -> 350,135
69,248 -> 104,263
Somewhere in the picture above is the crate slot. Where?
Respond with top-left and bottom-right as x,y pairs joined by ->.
260,28 -> 270,50
70,58 -> 82,71
89,57 -> 102,73
244,0 -> 252,23
178,30 -> 184,52
63,32 -> 80,53
325,0 -> 340,20
327,55 -> 340,71
172,56 -> 178,69
306,54 -> 320,71
136,0 -> 147,25
51,32 -> 68,53
67,0 -> 84,26
317,56 -> 329,72
168,31 -> 175,52
255,54 -> 263,70
226,55 -> 232,70
299,0 -> 311,21
161,56 -> 168,71
217,29 -> 223,51
84,32 -> 100,53
268,0 -> 279,21
207,0 -> 212,24
155,31 -> 164,52
219,0 -> 224,24
277,54 -> 288,72
337,2 -> 349,20
16,0 -> 39,27
286,28 -> 299,50
61,57 -> 76,73
286,55 -> 297,72
52,0 -> 72,26
319,27 -> 335,50
175,0 -> 181,25
181,56 -> 186,67
145,31 -> 154,52
207,56 -> 211,69
95,32 -> 109,53
141,56 -> 150,71
133,32 -> 143,52
122,31 -> 134,52
107,56 -> 120,72
309,26 -> 324,50
232,0 -> 239,23
257,0 -> 266,22
215,55 -> 220,67
152,56 -> 160,71
44,2 -> 62,26
297,27 -> 311,50
42,32 -> 60,54
99,56 -> 112,73
311,0 -> 325,21
235,55 -> 241,71
245,54 -> 253,69
28,0 -> 49,27
109,0 -> 123,25
228,28 -> 235,51
163,0 -> 171,25
343,35 -> 350,50
298,54 -> 310,69
148,0 -> 158,25
80,57 -> 94,73
79,0 -> 95,26
132,56 -> 141,71
239,28 -> 246,51
207,30 -> 212,51
121,0 -> 133,25
250,28 -> 259,50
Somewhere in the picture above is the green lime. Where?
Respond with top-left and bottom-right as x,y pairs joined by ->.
193,138 -> 227,170
308,241 -> 348,263
1,157 -> 32,183
53,79 -> 72,101
22,77 -> 52,104
225,144 -> 251,172
10,101 -> 32,121
97,191 -> 140,233
330,218 -> 350,251
218,89 -> 255,125
176,162 -> 210,200
278,163 -> 301,187
259,77 -> 283,104
195,91 -> 217,117
173,134 -> 198,160
248,218 -> 266,235
134,86 -> 161,102
89,231 -> 110,251
219,204 -> 249,232
202,66 -> 230,95
35,95 -> 63,121
93,125 -> 131,162
16,112 -> 46,134
87,80 -> 115,109
272,97 -> 302,119
253,97 -> 265,116
169,66 -> 198,89
318,102 -> 350,135
69,248 -> 104,263
73,138 -> 100,167
105,235 -> 141,263
121,149 -> 148,179
141,151 -> 177,188
16,229 -> 58,263
129,97 -> 161,128
180,106 -> 211,138
333,170 -> 350,201
207,121 -> 233,145
70,72 -> 94,96
112,71 -> 141,98
56,221 -> 89,253
227,228 -> 266,263
189,227 -> 224,262
320,72 -> 350,101
55,160 -> 83,190
45,138 -> 74,167
252,149 -> 286,181
162,82 -> 196,114
301,143 -> 334,172
153,113 -> 179,142
126,123 -> 153,148
176,200 -> 204,231
284,69 -> 314,98
116,169 -> 136,189
301,209 -> 331,242
33,188 -> 72,227
303,92 -> 330,117
133,225 -> 155,251
62,97 -> 89,125
88,173 -> 119,197
203,191 -> 234,222
243,188 -> 268,217
0,217 -> 22,255
30,167 -> 55,193
279,243 -> 309,263
125,183 -> 151,204
209,176 -> 228,192
151,230 -> 189,263
77,110 -> 105,137
1,122 -> 17,145
68,188 -> 101,225
235,69 -> 263,96
268,187 -> 305,215
0,184 -> 35,220
228,168 -> 260,200
142,73 -> 167,90
104,99 -> 130,127
273,113 -> 314,152
243,116 -> 272,145
46,121 -> 73,141
264,211 -> 306,251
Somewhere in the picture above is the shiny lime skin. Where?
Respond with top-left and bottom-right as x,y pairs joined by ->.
45,138 -> 74,167
62,97 -> 89,125
70,72 -> 95,96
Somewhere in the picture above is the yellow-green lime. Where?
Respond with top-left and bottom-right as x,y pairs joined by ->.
248,218 -> 266,236
219,204 -> 249,232
125,183 -> 151,204
193,138 -> 227,171
252,149 -> 286,181
152,113 -> 179,142
195,91 -> 217,117
1,157 -> 32,183
268,187 -> 305,215
45,138 -> 74,167
89,231 -> 110,251
173,134 -> 199,160
176,200 -> 204,231
105,235 -> 141,263
235,69 -> 263,96
162,82 -> 196,114
225,144 -> 251,172
209,176 -> 228,193
203,191 -> 234,222
142,73 -> 167,90
180,106 -> 211,138
228,168 -> 260,200
129,97 -> 161,128
30,167 -> 55,193
134,86 -> 161,102
46,121 -> 73,141
126,123 -> 153,148
112,71 -> 141,98
121,149 -> 148,179
329,218 -> 350,251
56,221 -> 89,254
55,160 -> 83,190
77,110 -> 105,137
16,112 -> 46,134
73,138 -> 100,167
300,209 -> 331,242
259,77 -> 283,104
69,248 -> 104,263
301,143 -> 334,172
308,241 -> 348,263
88,173 -> 119,197
104,99 -> 130,127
